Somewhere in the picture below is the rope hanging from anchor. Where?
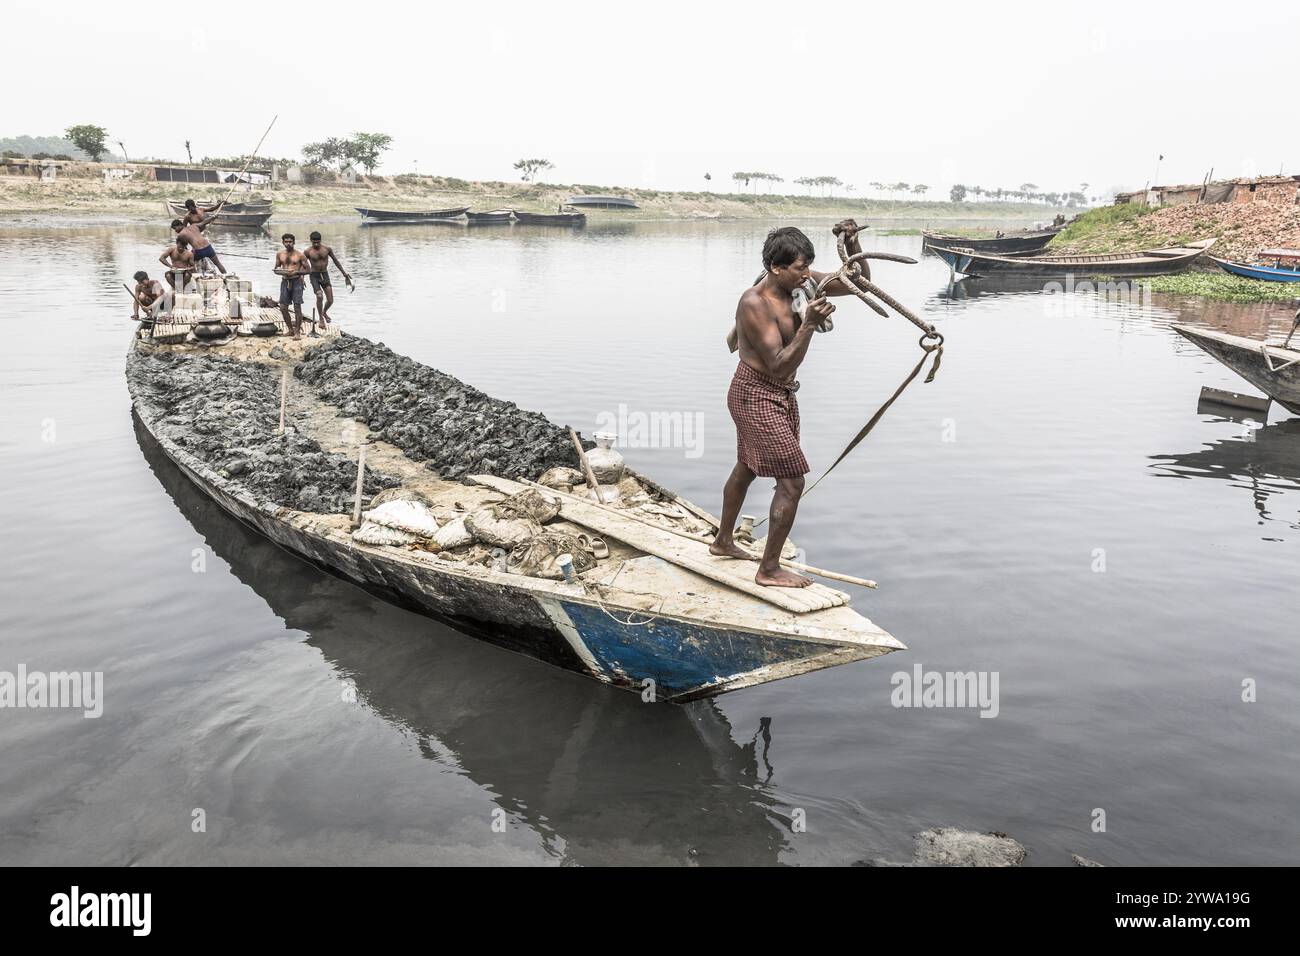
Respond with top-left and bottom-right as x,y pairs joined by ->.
754,223 -> 943,528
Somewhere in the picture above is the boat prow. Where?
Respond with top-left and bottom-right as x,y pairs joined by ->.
1173,323 -> 1300,415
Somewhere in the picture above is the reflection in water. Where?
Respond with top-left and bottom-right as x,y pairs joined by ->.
1151,418 -> 1300,536
134,417 -> 790,865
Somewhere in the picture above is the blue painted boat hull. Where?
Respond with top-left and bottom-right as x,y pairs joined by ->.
1210,256 -> 1300,282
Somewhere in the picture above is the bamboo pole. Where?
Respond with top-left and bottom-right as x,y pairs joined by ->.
217,115 -> 278,211
277,367 -> 288,435
351,443 -> 367,529
518,477 -> 877,589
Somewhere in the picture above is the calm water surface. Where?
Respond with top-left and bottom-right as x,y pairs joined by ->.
1,217 -> 1297,865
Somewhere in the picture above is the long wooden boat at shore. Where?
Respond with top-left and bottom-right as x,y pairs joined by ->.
1173,324 -> 1300,415
355,206 -> 469,223
125,294 -> 903,702
921,228 -> 1059,255
932,238 -> 1217,278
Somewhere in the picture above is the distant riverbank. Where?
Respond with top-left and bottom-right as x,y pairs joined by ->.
0,174 -> 1069,224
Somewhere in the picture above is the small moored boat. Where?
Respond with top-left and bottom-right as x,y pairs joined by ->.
1173,323 -> 1300,415
921,228 -> 1059,255
933,239 -> 1217,279
1210,249 -> 1300,283
356,206 -> 470,223
166,198 -> 272,216
466,209 -> 515,224
514,210 -> 587,226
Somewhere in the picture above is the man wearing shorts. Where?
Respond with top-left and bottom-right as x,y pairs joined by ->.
171,218 -> 226,275
303,231 -> 353,327
274,233 -> 311,339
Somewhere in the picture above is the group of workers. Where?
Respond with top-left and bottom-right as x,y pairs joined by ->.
130,198 -> 354,339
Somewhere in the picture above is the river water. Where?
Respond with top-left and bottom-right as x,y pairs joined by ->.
1,217 -> 1297,866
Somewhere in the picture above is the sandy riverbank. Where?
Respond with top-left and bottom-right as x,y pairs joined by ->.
0,174 -> 1069,224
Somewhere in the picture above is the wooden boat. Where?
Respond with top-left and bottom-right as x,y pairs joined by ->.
566,195 -> 639,210
513,210 -> 587,226
932,238 -> 1217,278
921,228 -> 1058,255
466,209 -> 515,224
1210,249 -> 1300,283
355,206 -> 469,223
166,198 -> 272,216
125,315 -> 903,702
1173,324 -> 1300,415
204,210 -> 273,229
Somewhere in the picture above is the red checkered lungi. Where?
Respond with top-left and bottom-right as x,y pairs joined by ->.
727,361 -> 809,478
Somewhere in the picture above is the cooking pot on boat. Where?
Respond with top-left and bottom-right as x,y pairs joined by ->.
193,321 -> 231,339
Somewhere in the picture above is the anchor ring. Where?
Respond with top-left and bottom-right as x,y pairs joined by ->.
919,331 -> 944,352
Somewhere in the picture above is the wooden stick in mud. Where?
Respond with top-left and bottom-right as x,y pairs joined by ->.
568,427 -> 602,501
351,443 -> 367,529
277,367 -> 288,435
519,477 -> 877,589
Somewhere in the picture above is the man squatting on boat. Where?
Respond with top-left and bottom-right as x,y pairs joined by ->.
711,221 -> 867,588
131,270 -> 169,321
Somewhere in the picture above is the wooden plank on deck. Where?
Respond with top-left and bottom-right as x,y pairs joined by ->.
468,474 -> 849,614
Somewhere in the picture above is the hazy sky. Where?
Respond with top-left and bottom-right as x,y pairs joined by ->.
6,0 -> 1295,197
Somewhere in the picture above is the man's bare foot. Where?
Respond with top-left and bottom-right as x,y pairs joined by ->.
755,566 -> 812,588
710,538 -> 756,560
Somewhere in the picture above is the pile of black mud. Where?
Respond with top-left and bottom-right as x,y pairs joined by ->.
296,334 -> 583,481
129,349 -> 397,513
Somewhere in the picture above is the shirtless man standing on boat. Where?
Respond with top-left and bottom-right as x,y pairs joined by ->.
158,238 -> 196,289
303,231 -> 353,327
171,218 -> 226,275
274,233 -> 311,339
711,221 -> 867,588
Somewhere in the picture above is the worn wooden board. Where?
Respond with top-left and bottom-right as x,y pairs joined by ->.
469,474 -> 850,614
